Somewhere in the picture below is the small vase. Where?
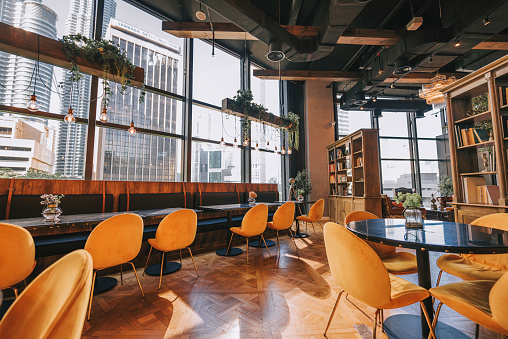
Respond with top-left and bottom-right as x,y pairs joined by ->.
248,197 -> 256,205
404,207 -> 423,228
42,203 -> 62,222
297,195 -> 304,202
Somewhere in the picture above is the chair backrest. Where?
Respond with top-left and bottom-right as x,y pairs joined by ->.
0,223 -> 35,289
241,204 -> 269,237
490,271 -> 508,333
271,202 -> 295,230
309,199 -> 325,222
323,222 -> 391,309
394,187 -> 413,195
84,213 -> 143,270
345,211 -> 395,257
0,249 -> 93,339
155,209 -> 197,251
464,213 -> 508,270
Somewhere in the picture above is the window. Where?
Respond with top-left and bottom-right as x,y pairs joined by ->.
191,142 -> 241,183
251,67 -> 280,115
192,105 -> 241,144
378,111 -> 409,137
336,108 -> 371,137
381,160 -> 413,197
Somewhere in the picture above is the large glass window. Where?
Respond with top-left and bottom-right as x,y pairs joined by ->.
381,160 -> 413,197
191,142 -> 241,183
336,108 -> 371,137
251,67 -> 280,115
192,105 -> 241,144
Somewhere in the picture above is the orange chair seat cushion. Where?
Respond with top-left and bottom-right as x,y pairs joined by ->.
266,221 -> 276,230
379,274 -> 429,309
437,254 -> 506,281
230,227 -> 249,237
430,280 -> 508,335
381,251 -> 418,275
296,215 -> 313,223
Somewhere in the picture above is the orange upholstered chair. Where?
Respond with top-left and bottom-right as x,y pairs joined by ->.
144,209 -> 199,289
323,222 -> 434,338
0,249 -> 93,339
345,211 -> 418,275
0,223 -> 36,298
266,202 -> 298,256
227,204 -> 270,264
430,271 -> 508,337
436,213 -> 508,286
296,198 -> 324,237
85,213 -> 144,319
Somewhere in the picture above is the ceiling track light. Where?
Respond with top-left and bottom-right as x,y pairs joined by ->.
483,16 -> 490,25
428,56 -> 433,63
196,3 -> 206,20
454,39 -> 461,47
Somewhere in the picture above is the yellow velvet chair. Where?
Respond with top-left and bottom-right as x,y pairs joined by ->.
85,213 -> 144,319
430,271 -> 508,338
266,202 -> 298,256
0,223 -> 36,298
345,211 -> 418,275
323,222 -> 435,338
436,213 -> 508,286
227,204 -> 270,264
296,198 -> 324,237
144,209 -> 199,290
0,249 -> 93,339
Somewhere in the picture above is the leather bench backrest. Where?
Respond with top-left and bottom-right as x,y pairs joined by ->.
9,194 -> 114,219
244,191 -> 279,203
118,192 -> 193,212
194,192 -> 243,208
0,195 -> 8,219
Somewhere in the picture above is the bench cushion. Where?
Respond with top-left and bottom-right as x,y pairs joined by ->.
119,192 -> 193,211
194,192 -> 243,208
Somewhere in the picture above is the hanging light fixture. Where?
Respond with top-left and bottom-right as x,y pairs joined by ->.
243,138 -> 249,146
233,137 -> 238,148
27,93 -> 39,112
266,140 -> 270,147
64,107 -> 76,124
287,147 -> 292,155
196,3 -> 206,20
219,112 -> 225,147
220,137 -> 225,147
281,146 -> 286,154
99,107 -> 108,122
255,142 -> 259,151
128,121 -> 136,135
419,73 -> 456,105
274,145 -> 279,154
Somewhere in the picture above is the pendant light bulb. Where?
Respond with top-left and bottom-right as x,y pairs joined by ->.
128,121 -> 136,135
275,146 -> 279,154
243,138 -> 249,146
27,93 -> 39,112
281,146 -> 286,155
99,107 -> 108,122
255,142 -> 259,151
266,140 -> 270,147
287,147 -> 292,155
220,137 -> 225,147
233,137 -> 238,148
64,107 -> 76,124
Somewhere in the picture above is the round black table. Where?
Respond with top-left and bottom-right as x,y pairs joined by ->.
347,218 -> 508,339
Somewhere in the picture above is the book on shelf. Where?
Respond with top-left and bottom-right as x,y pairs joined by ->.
330,186 -> 336,195
329,175 -> 336,184
356,157 -> 363,167
329,150 -> 334,162
474,185 -> 500,205
499,86 -> 508,106
455,125 -> 490,146
462,176 -> 486,203
338,174 -> 347,183
329,163 -> 336,172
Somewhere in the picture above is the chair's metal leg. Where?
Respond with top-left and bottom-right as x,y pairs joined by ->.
179,249 -> 182,265
246,237 -> 249,264
324,289 -> 344,336
429,302 -> 444,339
311,222 -> 317,237
276,231 -> 280,255
158,252 -> 165,290
23,279 -> 27,288
380,309 -> 385,333
372,309 -> 379,339
261,234 -> 271,257
129,262 -> 144,298
420,301 -> 437,339
143,246 -> 153,277
188,247 -> 199,277
87,269 -> 97,320
11,287 -> 18,298
288,228 -> 299,258
436,270 -> 443,287
226,233 -> 234,257
475,323 -> 480,339
120,264 -> 123,285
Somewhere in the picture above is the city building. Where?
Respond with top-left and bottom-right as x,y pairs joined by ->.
54,0 -> 116,178
95,18 -> 182,181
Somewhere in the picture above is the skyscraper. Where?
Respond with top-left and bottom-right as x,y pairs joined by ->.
95,18 -> 182,181
54,0 -> 116,177
0,0 -> 58,112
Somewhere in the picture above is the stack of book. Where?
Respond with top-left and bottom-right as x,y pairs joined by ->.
356,157 -> 363,167
329,175 -> 336,184
462,176 -> 500,204
329,163 -> 336,173
499,85 -> 508,107
454,126 -> 490,147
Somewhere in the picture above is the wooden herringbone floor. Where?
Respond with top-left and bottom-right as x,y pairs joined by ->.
81,223 -> 502,339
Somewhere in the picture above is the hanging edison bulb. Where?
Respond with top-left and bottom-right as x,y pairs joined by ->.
219,137 -> 225,147
255,142 -> 259,151
281,146 -> 286,155
266,140 -> 270,147
287,147 -> 292,155
128,121 -> 136,135
274,146 -> 279,154
233,137 -> 238,148
64,107 -> 76,124
99,107 -> 108,122
243,138 -> 249,146
27,93 -> 39,112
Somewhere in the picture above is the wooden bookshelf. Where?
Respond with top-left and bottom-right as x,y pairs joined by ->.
326,129 -> 382,225
442,54 -> 508,223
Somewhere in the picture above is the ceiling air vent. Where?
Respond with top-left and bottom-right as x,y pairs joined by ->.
267,40 -> 285,62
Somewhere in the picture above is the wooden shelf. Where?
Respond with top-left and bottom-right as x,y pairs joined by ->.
454,111 -> 491,124
450,202 -> 506,209
354,166 -> 363,169
355,180 -> 365,183
336,156 -> 348,160
336,169 -> 349,172
459,171 -> 497,176
500,104 -> 508,110
354,150 -> 363,154
456,140 -> 494,150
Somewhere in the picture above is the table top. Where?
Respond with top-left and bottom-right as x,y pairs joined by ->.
200,202 -> 281,212
346,218 -> 508,254
5,207 -> 201,229
274,200 -> 316,204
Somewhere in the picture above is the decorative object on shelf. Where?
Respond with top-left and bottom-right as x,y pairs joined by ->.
482,152 -> 490,172
294,169 -> 312,200
430,194 -> 437,210
396,192 -> 423,228
418,73 -> 456,105
248,191 -> 257,205
41,194 -> 64,222
437,174 -> 453,210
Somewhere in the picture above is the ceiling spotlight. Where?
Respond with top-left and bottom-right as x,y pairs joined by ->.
378,69 -> 383,75
196,3 -> 206,20
428,57 -> 433,63
372,97 -> 377,102
454,39 -> 461,47
360,106 -> 364,110
483,16 -> 490,25
390,84 -> 394,88
287,147 -> 292,155
393,56 -> 412,76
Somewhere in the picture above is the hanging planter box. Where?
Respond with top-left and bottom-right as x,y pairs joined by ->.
221,98 -> 286,130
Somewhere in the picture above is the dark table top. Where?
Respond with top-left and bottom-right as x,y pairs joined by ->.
5,208 -> 201,229
274,200 -> 316,204
199,202 -> 281,212
347,218 -> 508,254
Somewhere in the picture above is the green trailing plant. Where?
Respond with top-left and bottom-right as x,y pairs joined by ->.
61,34 -> 145,105
0,168 -> 64,179
396,192 -> 422,208
294,169 -> 312,196
437,174 -> 453,197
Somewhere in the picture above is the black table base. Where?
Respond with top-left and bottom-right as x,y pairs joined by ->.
383,314 -> 469,339
216,247 -> 243,256
93,276 -> 117,295
144,262 -> 182,276
249,238 -> 276,247
289,220 -> 309,238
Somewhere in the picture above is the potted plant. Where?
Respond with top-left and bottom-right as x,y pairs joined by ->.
293,169 -> 312,201
41,194 -> 64,222
248,191 -> 257,205
437,174 -> 453,210
396,192 -> 423,228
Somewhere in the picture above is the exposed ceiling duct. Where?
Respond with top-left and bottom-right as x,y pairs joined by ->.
198,0 -> 368,62
267,39 -> 285,62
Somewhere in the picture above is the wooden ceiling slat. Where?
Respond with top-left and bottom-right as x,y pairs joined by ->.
472,35 -> 508,50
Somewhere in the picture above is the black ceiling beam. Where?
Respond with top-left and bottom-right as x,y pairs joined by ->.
288,0 -> 303,26
339,99 -> 432,112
